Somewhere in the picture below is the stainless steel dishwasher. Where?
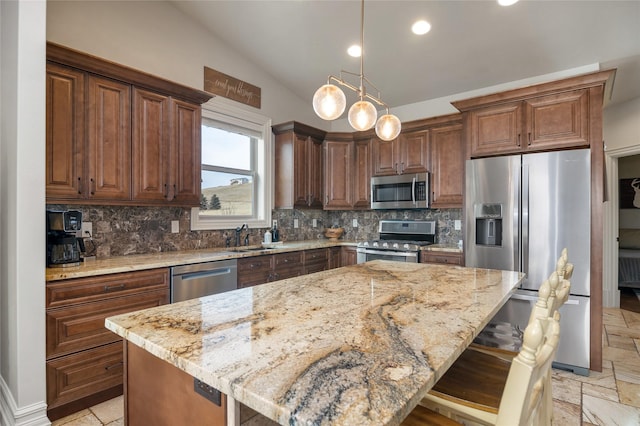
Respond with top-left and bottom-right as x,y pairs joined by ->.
170,259 -> 238,303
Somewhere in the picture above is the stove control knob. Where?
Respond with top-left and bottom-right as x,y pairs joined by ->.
373,242 -> 379,247
363,242 -> 369,247
382,242 -> 389,248
403,243 -> 410,249
393,243 -> 399,249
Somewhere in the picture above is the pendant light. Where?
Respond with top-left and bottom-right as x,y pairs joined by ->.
312,0 -> 401,141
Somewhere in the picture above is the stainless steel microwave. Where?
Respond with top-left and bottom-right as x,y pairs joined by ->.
370,173 -> 429,209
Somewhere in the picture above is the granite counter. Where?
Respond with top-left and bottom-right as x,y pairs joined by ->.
106,260 -> 523,425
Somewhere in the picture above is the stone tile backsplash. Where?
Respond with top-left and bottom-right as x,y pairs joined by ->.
47,205 -> 463,258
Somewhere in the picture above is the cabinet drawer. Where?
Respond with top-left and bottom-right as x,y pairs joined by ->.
421,252 -> 463,265
46,341 -> 123,411
47,268 -> 169,308
47,289 -> 169,358
304,248 -> 328,263
237,256 -> 272,288
273,252 -> 303,270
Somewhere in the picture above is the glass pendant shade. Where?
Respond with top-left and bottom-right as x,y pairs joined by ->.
312,84 -> 346,120
348,100 -> 377,131
375,114 -> 402,141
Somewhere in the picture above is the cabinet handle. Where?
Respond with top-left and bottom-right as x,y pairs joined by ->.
104,284 -> 125,292
90,178 -> 96,196
400,162 -> 405,174
326,194 -> 329,204
163,184 -> 168,199
104,362 -> 123,371
528,132 -> 532,146
517,133 -> 521,147
283,258 -> 289,263
77,177 -> 83,194
394,162 -> 398,174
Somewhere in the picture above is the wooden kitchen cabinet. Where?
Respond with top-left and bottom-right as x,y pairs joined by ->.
458,84 -> 593,158
237,255 -> 273,288
132,89 -> 201,205
341,246 -> 358,266
372,130 -> 429,176
430,122 -> 464,208
329,247 -> 342,269
46,42 -> 211,206
45,268 -> 170,420
272,251 -> 305,281
304,248 -> 329,275
420,251 -> 463,265
353,139 -> 373,209
323,139 -> 353,209
274,122 -> 326,209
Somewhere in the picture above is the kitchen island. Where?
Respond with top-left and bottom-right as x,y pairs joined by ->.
106,260 -> 523,425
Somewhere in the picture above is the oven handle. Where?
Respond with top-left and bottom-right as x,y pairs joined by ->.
412,176 -> 416,205
358,248 -> 418,258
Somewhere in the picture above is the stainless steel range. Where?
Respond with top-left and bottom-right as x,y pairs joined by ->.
356,220 -> 436,263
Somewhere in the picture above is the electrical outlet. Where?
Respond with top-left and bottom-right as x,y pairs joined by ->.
312,219 -> 317,228
454,220 -> 461,230
171,220 -> 179,233
294,219 -> 299,228
352,219 -> 358,228
81,222 -> 93,237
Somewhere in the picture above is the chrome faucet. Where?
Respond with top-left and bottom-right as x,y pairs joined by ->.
235,223 -> 248,247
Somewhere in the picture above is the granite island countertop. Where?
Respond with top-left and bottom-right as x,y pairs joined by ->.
106,260 -> 523,425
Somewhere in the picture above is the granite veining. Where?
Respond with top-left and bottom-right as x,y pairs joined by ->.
106,261 -> 523,425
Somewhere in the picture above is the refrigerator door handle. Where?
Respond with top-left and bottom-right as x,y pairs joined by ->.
511,293 -> 538,302
522,163 -> 530,278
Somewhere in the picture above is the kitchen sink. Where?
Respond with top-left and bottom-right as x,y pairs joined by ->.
232,246 -> 275,252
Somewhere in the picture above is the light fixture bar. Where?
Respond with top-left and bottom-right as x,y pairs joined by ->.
325,74 -> 391,115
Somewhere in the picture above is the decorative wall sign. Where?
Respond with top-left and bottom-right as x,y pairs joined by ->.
204,66 -> 261,109
620,178 -> 640,209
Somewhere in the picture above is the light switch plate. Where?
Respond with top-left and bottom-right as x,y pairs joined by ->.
352,219 -> 358,228
312,219 -> 317,228
294,219 -> 299,228
454,220 -> 461,230
171,220 -> 179,233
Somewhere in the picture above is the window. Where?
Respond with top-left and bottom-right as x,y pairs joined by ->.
191,99 -> 272,230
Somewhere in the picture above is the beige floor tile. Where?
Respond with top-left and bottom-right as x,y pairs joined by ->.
615,361 -> 640,385
608,334 -> 639,351
51,413 -> 102,426
583,394 -> 640,425
603,308 -> 627,327
241,413 -> 279,426
105,419 -> 124,426
552,374 -> 582,405
583,383 -> 619,403
552,399 -> 581,426
606,324 -> 640,340
89,395 -> 124,424
622,309 -> 640,328
554,365 -> 617,389
603,346 -> 640,367
635,338 -> 640,353
51,409 -> 92,426
618,380 -> 640,408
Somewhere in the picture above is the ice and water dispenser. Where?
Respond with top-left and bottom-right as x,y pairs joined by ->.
475,204 -> 503,246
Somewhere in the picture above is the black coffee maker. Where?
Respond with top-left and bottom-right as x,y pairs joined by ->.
46,210 -> 85,267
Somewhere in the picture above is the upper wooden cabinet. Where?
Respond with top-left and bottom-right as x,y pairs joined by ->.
453,70 -> 616,158
430,122 -> 464,208
273,122 -> 325,209
46,42 -> 211,206
353,139 -> 372,209
324,139 -> 353,209
372,130 -> 429,176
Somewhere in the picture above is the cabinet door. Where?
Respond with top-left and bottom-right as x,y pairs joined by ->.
307,137 -> 324,208
171,99 -> 202,205
524,89 -> 589,151
469,101 -> 523,157
372,137 -> 398,176
329,247 -> 342,269
86,75 -> 131,200
237,256 -> 272,288
430,124 -> 464,208
353,139 -> 372,209
324,140 -> 353,209
341,246 -> 358,266
46,63 -> 85,200
273,251 -> 304,281
293,134 -> 310,207
421,251 -> 463,265
304,248 -> 329,275
399,130 -> 429,174
132,88 -> 170,202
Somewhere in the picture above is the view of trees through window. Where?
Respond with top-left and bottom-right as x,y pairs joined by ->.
200,120 -> 256,217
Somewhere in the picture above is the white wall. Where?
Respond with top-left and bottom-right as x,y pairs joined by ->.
0,1 -> 49,425
46,0 -> 328,130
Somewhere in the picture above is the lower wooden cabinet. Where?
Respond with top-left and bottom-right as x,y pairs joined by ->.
420,251 -> 463,265
341,246 -> 358,266
304,248 -> 329,275
46,268 -> 170,420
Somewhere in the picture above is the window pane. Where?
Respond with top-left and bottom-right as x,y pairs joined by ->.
200,170 -> 253,216
201,124 -> 251,170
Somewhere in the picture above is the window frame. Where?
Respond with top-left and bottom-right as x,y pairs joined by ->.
191,98 -> 273,231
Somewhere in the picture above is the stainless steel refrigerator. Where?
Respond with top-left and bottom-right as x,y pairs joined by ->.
465,149 -> 591,376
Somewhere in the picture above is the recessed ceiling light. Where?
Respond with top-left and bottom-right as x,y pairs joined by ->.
347,44 -> 361,57
497,0 -> 519,6
412,20 -> 431,35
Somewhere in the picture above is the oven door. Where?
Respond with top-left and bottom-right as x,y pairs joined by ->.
357,248 -> 419,263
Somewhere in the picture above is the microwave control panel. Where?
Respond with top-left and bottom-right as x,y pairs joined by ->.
415,181 -> 427,201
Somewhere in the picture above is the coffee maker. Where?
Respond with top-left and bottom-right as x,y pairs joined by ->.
46,210 -> 85,267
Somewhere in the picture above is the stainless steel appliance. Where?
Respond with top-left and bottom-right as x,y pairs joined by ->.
171,259 -> 238,303
371,173 -> 429,210
357,219 -> 436,263
466,149 -> 591,375
46,210 -> 85,267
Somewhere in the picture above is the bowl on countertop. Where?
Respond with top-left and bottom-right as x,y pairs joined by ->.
324,227 -> 344,240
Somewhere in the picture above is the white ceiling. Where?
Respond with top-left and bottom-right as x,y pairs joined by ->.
171,0 -> 640,109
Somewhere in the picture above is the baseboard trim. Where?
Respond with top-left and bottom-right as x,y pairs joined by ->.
0,376 -> 50,426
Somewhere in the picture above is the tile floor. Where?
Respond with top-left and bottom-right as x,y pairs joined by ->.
51,306 -> 640,426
